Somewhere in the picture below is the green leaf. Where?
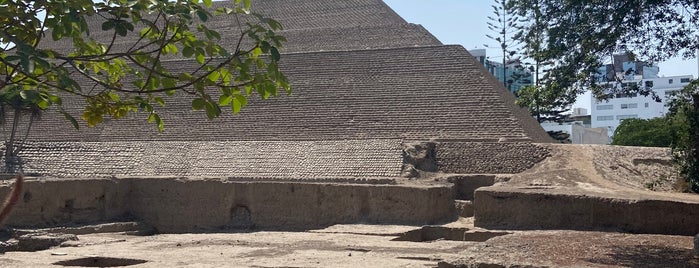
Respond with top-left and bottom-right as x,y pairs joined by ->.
197,10 -> 208,22
270,47 -> 281,61
207,71 -> 220,82
232,95 -> 247,114
219,94 -> 233,106
61,110 -> 80,130
204,102 -> 220,119
148,113 -> 157,123
37,100 -> 50,110
182,46 -> 194,58
148,113 -> 164,132
154,97 -> 165,107
101,20 -> 115,31
178,73 -> 194,81
251,47 -> 262,58
265,18 -> 283,30
192,98 -> 206,110
162,78 -> 177,89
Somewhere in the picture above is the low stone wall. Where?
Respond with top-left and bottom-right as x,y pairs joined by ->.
18,140 -> 403,179
436,142 -> 550,174
3,178 -> 130,227
3,178 -> 456,232
474,187 -> 699,235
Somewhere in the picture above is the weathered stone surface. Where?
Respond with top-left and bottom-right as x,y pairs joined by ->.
1,178 -> 130,228
25,45 -> 549,143
3,178 -> 457,232
454,200 -> 474,218
14,222 -> 154,236
128,178 -> 457,232
473,186 -> 699,235
19,140 -> 403,179
43,0 -> 441,53
436,142 -> 550,174
17,0 -> 551,180
695,233 -> 699,258
16,233 -> 78,251
402,142 -> 438,178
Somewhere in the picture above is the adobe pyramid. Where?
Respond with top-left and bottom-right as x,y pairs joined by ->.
19,0 -> 550,178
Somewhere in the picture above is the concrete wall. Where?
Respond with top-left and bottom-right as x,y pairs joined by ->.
3,178 -> 456,233
474,187 -> 699,235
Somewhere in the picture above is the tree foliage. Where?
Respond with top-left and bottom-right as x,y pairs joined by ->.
1,0 -> 288,127
509,0 -> 699,101
667,81 -> 699,193
485,0 -> 522,91
0,0 -> 289,170
515,84 -> 572,122
508,0 -> 573,122
509,0 -> 699,193
611,118 -> 673,148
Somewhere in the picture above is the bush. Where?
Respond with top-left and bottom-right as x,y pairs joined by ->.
612,118 -> 673,147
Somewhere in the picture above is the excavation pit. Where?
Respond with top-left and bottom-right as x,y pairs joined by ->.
392,226 -> 510,242
53,257 -> 147,267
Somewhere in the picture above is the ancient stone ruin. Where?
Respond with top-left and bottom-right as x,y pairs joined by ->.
1,1 -> 698,267
4,0 -> 557,230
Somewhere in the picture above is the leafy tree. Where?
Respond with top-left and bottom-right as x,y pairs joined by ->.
611,118 -> 673,148
515,84 -> 572,122
485,0 -> 523,91
509,0 -> 699,101
511,0 -> 572,122
509,0 -> 699,192
667,81 -> 699,192
0,0 -> 289,172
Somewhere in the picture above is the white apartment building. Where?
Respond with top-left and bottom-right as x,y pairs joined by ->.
590,75 -> 694,139
540,108 -> 610,144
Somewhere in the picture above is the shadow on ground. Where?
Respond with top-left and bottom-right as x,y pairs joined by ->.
585,245 -> 699,268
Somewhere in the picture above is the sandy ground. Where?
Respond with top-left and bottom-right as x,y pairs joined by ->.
1,221 -> 697,268
504,144 -> 699,203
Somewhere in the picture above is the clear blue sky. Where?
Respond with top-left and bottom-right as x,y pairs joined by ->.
383,0 -> 699,111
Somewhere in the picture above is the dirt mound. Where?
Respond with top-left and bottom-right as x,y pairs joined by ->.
509,144 -> 685,193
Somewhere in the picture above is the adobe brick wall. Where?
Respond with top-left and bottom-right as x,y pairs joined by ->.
2,178 -> 130,227
22,46 -> 549,143
436,142 -> 550,174
18,140 -> 403,179
474,186 -> 699,236
2,178 -> 456,232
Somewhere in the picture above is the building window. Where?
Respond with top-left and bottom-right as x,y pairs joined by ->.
616,114 -> 638,120
596,104 -> 613,110
681,78 -> 691,83
615,93 -> 638,98
620,103 -> 638,109
645,103 -> 649,108
669,79 -> 674,84
597,115 -> 614,121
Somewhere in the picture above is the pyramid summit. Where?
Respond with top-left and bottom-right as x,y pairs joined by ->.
20,0 -> 551,178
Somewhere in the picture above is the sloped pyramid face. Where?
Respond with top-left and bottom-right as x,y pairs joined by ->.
19,0 -> 550,178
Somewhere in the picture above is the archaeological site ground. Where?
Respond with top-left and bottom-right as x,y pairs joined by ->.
1,0 -> 698,267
